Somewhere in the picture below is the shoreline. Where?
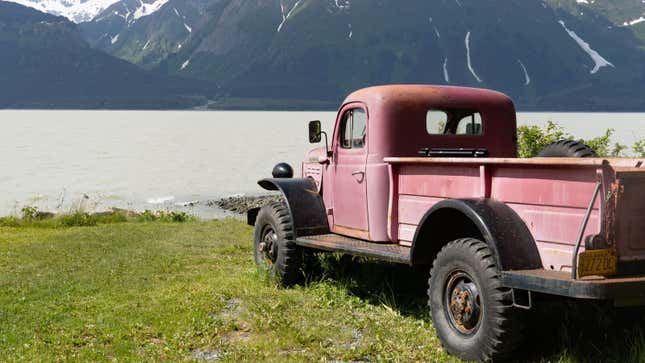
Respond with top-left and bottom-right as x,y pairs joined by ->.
1,194 -> 282,220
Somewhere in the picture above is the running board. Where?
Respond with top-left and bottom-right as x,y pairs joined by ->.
295,234 -> 411,264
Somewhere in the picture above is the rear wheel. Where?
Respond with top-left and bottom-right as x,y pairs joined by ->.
253,202 -> 304,286
537,139 -> 597,157
428,238 -> 523,361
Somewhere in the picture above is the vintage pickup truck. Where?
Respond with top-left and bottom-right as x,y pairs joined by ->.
248,85 -> 645,361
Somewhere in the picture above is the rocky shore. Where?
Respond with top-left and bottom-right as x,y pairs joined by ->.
208,194 -> 283,214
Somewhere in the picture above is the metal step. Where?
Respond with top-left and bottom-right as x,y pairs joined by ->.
295,234 -> 411,264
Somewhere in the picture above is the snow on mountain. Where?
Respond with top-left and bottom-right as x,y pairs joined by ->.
0,0 -> 169,23
623,17 -> 645,26
558,20 -> 615,74
132,0 -> 168,21
0,0 -> 121,22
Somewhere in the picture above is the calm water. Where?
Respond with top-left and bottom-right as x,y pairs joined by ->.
1,111 -> 644,217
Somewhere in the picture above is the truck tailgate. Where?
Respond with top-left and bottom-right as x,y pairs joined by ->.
612,168 -> 645,268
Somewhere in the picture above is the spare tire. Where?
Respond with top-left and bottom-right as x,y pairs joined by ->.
537,140 -> 597,157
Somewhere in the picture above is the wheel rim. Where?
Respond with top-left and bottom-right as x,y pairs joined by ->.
258,225 -> 278,265
444,270 -> 482,335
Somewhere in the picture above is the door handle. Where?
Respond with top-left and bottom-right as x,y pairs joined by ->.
351,170 -> 365,176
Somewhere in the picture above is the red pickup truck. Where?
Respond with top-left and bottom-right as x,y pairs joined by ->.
248,85 -> 645,361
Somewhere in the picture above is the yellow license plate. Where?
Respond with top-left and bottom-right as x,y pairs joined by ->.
578,249 -> 617,277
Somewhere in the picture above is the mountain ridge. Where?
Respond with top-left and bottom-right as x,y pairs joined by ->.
0,1 -> 215,109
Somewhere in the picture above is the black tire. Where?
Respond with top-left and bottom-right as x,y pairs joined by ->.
537,139 -> 597,157
428,238 -> 522,361
253,201 -> 304,286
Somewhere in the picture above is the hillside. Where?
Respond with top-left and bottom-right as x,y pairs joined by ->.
80,0 -> 645,110
0,1 -> 214,108
548,0 -> 645,42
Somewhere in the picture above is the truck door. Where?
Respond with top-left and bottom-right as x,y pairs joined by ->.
332,106 -> 369,239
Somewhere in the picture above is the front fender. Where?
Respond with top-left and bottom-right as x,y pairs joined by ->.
250,178 -> 329,238
411,199 -> 542,271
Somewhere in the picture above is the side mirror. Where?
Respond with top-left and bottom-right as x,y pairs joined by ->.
308,120 -> 322,143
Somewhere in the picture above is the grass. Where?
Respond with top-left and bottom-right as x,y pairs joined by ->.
1,218 -> 645,362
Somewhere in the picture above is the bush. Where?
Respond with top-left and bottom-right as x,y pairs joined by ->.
0,216 -> 19,227
517,121 -> 642,158
136,210 -> 195,223
58,211 -> 97,227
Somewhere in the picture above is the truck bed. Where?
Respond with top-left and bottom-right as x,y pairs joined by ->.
384,156 -> 645,273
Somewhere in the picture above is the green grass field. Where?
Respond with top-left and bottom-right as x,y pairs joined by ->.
1,219 -> 644,362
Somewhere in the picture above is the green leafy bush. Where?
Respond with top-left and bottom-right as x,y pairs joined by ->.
517,121 -> 643,158
136,210 -> 195,223
58,211 -> 97,227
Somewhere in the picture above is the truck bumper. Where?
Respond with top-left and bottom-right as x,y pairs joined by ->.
501,269 -> 645,304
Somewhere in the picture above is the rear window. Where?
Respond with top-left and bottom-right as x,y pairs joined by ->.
426,110 -> 483,135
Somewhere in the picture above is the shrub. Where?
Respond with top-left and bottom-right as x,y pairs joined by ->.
58,211 -> 97,227
136,210 -> 195,223
0,216 -> 19,227
517,121 -> 640,158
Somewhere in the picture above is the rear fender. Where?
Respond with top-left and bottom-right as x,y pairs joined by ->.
248,178 -> 329,238
410,199 -> 542,270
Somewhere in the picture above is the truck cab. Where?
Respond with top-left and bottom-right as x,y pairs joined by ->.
250,85 -> 645,362
302,85 -> 517,242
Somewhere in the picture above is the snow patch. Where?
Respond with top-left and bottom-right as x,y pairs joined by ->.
180,59 -> 190,70
518,60 -> 531,86
334,0 -> 350,10
184,23 -> 192,33
558,20 -> 614,74
623,17 -> 645,26
348,23 -> 352,39
465,31 -> 483,83
277,0 -> 301,32
173,7 -> 179,16
455,0 -> 462,7
133,0 -> 169,20
110,33 -> 119,44
142,39 -> 151,50
443,57 -> 450,83
3,0 -> 122,23
429,17 -> 440,39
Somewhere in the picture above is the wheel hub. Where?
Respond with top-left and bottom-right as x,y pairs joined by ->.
260,227 -> 278,264
445,271 -> 481,334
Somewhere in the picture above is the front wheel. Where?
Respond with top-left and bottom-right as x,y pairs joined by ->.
428,238 -> 523,361
253,202 -> 304,286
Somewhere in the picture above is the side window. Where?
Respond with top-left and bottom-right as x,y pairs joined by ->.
456,112 -> 483,135
426,110 -> 448,134
352,109 -> 366,148
339,108 -> 367,149
339,111 -> 352,148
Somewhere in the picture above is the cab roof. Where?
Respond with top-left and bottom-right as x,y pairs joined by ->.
343,85 -> 514,111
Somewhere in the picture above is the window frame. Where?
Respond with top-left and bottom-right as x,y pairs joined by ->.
335,104 -> 368,151
425,108 -> 485,136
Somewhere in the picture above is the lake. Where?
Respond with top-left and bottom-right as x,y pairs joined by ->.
1,111 -> 644,218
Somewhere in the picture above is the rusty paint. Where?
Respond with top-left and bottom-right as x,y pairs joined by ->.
332,224 -> 371,241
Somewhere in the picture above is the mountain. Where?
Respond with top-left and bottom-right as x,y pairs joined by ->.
0,1 -> 214,108
79,0 -> 645,110
1,0 -> 121,22
548,0 -> 645,42
80,0 -> 210,69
